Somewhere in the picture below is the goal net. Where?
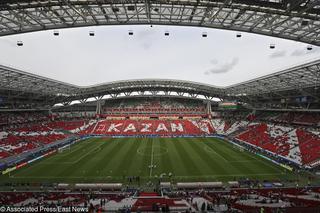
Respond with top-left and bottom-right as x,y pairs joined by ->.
58,145 -> 71,153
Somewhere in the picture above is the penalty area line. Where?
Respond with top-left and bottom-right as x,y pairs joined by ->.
203,143 -> 228,162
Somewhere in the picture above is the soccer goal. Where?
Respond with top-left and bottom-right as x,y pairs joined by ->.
58,145 -> 71,153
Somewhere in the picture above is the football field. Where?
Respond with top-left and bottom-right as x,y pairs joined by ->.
0,137 -> 302,184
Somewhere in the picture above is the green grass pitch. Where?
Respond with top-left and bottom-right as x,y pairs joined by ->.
0,137 -> 304,184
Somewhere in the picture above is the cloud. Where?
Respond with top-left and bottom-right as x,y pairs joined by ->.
210,59 -> 218,64
269,50 -> 286,58
291,49 -> 305,56
0,38 -> 16,47
206,57 -> 239,74
141,42 -> 152,50
136,29 -> 156,50
136,28 -> 156,40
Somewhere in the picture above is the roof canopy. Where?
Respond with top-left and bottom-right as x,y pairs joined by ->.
0,59 -> 319,109
0,0 -> 319,45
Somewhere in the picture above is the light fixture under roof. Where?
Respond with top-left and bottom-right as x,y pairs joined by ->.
202,32 -> 207,37
307,45 -> 312,50
301,20 -> 309,26
127,5 -> 135,11
128,30 -> 133,35
164,31 -> 169,36
112,7 -> 119,13
89,31 -> 95,36
53,30 -> 59,36
17,41 -> 23,46
270,44 -> 275,49
236,33 -> 242,38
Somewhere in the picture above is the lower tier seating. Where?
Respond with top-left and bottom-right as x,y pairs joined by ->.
0,120 -> 92,159
90,119 -> 215,136
234,122 -> 320,165
296,129 -> 320,165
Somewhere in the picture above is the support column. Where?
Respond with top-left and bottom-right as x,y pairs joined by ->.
206,101 -> 212,118
48,109 -> 54,121
96,100 -> 101,117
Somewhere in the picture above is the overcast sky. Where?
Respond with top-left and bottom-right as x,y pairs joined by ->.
0,25 -> 319,87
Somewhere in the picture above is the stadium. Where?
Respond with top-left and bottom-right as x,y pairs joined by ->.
0,0 -> 320,212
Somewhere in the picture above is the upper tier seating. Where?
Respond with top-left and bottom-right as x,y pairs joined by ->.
103,98 -> 207,115
0,112 -> 48,127
257,111 -> 320,126
46,120 -> 86,131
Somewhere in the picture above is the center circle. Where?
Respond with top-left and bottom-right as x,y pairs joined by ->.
137,146 -> 168,156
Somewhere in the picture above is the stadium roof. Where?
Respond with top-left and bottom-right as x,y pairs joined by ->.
0,0 -> 320,45
0,58 -> 319,109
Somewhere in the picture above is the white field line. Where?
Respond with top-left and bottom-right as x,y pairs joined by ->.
202,143 -> 228,162
215,139 -> 286,173
227,160 -> 257,163
40,142 -> 105,165
56,141 -> 89,157
149,139 -> 154,177
244,151 -> 284,172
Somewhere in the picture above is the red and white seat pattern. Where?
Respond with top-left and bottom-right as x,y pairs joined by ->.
211,119 -> 249,135
233,122 -> 320,165
0,151 -> 10,159
90,119 -> 215,136
0,133 -> 67,157
12,120 -> 88,133
236,123 -> 294,160
0,120 -> 93,159
296,129 -> 320,165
